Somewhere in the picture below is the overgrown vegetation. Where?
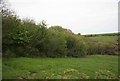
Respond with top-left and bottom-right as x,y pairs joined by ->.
2,14 -> 87,57
83,35 -> 118,55
2,4 -> 119,57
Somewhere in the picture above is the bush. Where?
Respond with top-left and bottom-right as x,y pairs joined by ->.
95,70 -> 117,79
61,68 -> 89,79
66,34 -> 87,57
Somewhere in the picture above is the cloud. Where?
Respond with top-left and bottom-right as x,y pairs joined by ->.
9,0 -> 118,34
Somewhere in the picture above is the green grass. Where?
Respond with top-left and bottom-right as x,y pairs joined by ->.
88,36 -> 118,44
2,55 -> 118,79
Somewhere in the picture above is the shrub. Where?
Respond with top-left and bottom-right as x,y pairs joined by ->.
95,70 -> 117,79
66,34 -> 87,57
61,68 -> 89,79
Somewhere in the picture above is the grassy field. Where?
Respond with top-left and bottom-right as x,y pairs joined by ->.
2,55 -> 118,79
88,36 -> 118,44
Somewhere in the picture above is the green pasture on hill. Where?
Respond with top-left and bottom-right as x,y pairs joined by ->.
87,36 -> 118,43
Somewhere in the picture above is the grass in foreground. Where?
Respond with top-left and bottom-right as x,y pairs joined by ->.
2,55 -> 118,79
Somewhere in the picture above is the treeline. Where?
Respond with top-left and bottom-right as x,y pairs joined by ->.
2,8 -> 119,58
83,33 -> 120,37
2,9 -> 88,57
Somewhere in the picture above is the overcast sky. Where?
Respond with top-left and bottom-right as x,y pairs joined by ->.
8,0 -> 119,35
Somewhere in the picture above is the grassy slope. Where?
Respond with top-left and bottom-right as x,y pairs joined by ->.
87,36 -> 118,43
2,55 -> 118,79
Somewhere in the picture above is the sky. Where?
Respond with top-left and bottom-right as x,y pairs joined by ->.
8,0 -> 119,35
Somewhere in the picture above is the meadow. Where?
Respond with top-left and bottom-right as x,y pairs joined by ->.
2,55 -> 118,79
88,35 -> 118,43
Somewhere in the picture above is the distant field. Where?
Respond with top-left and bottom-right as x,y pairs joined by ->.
87,36 -> 118,43
2,55 -> 118,79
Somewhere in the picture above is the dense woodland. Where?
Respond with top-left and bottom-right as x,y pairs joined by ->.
1,3 -> 119,58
